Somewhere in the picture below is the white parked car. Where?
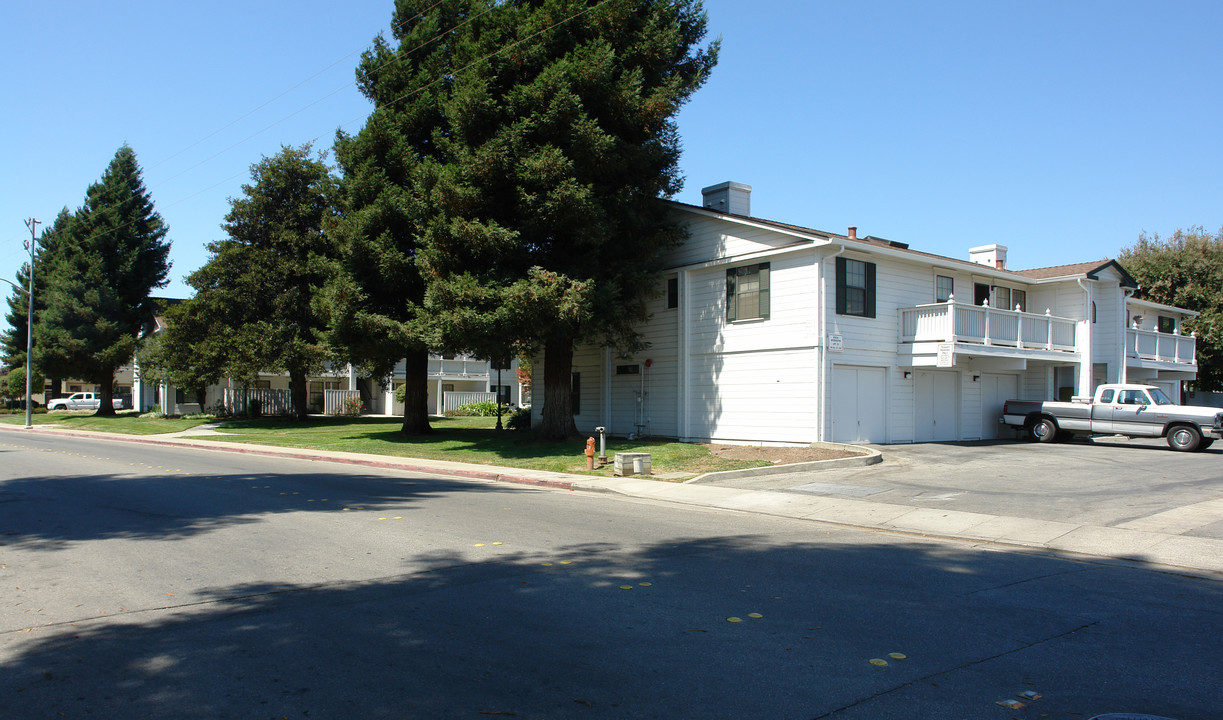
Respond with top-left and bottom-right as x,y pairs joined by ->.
46,392 -> 126,411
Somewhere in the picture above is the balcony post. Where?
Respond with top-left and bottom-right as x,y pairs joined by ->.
983,298 -> 991,346
1015,303 -> 1024,349
1046,308 -> 1053,350
947,293 -> 958,344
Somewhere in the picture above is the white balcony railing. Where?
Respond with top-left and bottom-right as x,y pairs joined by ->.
899,295 -> 1077,352
1128,327 -> 1196,365
428,357 -> 489,378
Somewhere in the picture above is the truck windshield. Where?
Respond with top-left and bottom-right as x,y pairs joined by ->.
1148,388 -> 1174,405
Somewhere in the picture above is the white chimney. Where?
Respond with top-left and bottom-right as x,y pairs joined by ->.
969,244 -> 1008,270
701,181 -> 752,216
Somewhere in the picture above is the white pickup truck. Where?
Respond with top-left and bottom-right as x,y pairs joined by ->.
46,392 -> 126,412
1001,384 -> 1223,452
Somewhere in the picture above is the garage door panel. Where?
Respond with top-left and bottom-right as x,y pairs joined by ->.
832,366 -> 886,444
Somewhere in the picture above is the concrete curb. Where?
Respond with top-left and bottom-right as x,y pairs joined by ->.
684,443 -> 883,484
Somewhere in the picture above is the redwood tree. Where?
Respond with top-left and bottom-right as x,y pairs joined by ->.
415,0 -> 719,439
36,146 -> 171,416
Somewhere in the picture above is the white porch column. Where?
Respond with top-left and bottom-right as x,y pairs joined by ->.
1076,280 -> 1094,397
436,378 -> 444,415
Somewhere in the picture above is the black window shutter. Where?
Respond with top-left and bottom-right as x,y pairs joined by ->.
758,263 -> 770,319
865,262 -> 876,318
726,270 -> 737,321
835,256 -> 847,315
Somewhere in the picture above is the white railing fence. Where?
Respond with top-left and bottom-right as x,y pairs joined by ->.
900,295 -> 1076,351
429,357 -> 490,378
444,391 -> 497,412
223,388 -> 293,416
324,389 -> 362,415
1128,328 -> 1196,364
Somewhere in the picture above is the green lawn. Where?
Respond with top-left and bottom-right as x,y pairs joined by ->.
0,410 -> 214,435
0,412 -> 769,478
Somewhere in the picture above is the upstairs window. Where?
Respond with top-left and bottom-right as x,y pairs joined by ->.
936,275 -> 954,303
836,257 -> 876,318
1012,289 -> 1027,312
1158,316 -> 1175,334
726,263 -> 770,321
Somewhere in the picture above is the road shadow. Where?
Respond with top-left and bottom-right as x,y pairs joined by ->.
2,534 -> 1221,719
0,468 -> 491,548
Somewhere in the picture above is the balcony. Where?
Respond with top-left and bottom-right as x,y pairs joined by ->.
1127,328 -> 1195,367
899,297 -> 1077,353
428,356 -> 490,379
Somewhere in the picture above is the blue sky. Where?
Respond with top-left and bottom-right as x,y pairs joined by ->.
3,0 -> 1221,329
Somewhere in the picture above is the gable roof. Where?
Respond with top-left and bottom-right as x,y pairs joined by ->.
668,200 -> 1140,287
1011,260 -> 1138,288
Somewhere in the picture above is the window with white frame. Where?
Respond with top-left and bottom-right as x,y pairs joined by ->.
936,275 -> 954,303
726,263 -> 770,321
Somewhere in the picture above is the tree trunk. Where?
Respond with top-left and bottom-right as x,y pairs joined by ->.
400,348 -> 432,435
537,334 -> 578,441
289,369 -> 309,420
94,374 -> 116,417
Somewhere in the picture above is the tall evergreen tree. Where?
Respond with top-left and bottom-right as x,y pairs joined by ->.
36,146 -> 171,416
3,209 -> 72,385
160,145 -> 337,419
416,0 -> 718,439
1120,226 -> 1223,390
319,0 -> 490,435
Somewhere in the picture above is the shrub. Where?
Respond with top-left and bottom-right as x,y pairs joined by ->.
446,401 -> 500,417
506,407 -> 531,431
339,396 -> 363,417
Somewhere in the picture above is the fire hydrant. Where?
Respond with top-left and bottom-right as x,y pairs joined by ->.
585,437 -> 596,470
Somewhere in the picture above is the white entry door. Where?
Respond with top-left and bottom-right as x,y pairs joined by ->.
831,366 -> 887,443
915,371 -> 958,442
979,374 -> 1018,440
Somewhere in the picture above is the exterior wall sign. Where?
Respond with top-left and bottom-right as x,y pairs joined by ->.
937,343 -> 954,368
828,333 -> 844,352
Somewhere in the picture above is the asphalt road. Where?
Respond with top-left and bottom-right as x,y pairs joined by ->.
3,433 -> 1222,719
708,437 -> 1223,539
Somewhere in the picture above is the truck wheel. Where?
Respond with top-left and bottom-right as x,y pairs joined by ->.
1029,417 -> 1058,443
1199,439 -> 1215,451
1167,425 -> 1202,452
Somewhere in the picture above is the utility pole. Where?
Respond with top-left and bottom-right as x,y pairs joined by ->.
22,218 -> 39,429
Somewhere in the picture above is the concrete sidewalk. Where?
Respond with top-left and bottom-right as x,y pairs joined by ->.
5,422 -> 1222,577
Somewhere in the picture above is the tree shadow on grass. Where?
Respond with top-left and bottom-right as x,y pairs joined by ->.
3,533 -> 1222,719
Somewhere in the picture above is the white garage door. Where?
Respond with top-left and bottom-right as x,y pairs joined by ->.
915,370 -> 958,442
832,366 -> 887,444
979,373 -> 1018,440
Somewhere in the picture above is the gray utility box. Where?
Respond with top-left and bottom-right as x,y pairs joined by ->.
613,452 -> 652,477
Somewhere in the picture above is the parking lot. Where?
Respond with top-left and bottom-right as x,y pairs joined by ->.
703,437 -> 1223,540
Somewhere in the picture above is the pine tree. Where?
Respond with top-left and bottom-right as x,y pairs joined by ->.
319,0 -> 491,435
415,0 -> 719,439
3,209 -> 72,381
160,145 -> 337,418
36,146 -> 171,416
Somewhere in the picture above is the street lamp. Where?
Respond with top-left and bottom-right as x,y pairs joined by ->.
3,218 -> 39,429
0,274 -> 34,429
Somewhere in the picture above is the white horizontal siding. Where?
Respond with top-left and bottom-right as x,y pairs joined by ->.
666,212 -> 811,268
687,251 -> 818,356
